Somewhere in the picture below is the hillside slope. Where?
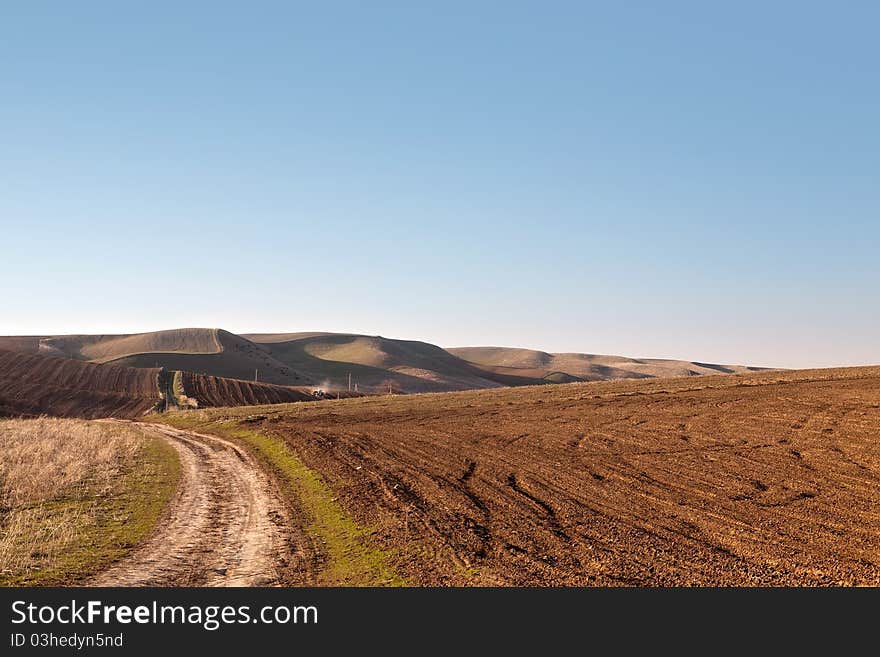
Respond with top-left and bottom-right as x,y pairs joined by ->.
178,371 -> 316,407
0,328 -> 225,362
449,346 -> 766,382
0,329 -> 769,394
0,350 -> 160,419
109,330 -> 301,386
246,333 -> 539,393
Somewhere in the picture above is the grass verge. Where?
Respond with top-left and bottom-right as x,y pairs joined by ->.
0,419 -> 180,586
156,412 -> 404,586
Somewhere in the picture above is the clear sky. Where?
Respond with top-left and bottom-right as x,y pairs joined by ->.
1,2 -> 877,368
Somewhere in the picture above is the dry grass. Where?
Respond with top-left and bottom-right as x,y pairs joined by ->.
1,418 -> 138,506
82,328 -> 223,363
0,418 -> 180,585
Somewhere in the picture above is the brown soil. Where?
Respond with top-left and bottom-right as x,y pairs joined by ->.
180,371 -> 315,407
0,336 -> 42,354
223,366 -> 880,586
0,350 -> 159,419
90,422 -> 304,586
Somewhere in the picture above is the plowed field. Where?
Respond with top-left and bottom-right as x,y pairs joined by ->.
180,371 -> 315,407
207,366 -> 880,586
0,350 -> 160,419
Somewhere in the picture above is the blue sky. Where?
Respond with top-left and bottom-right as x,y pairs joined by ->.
1,2 -> 877,368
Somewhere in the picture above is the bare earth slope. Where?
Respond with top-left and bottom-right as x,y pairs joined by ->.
180,371 -> 315,407
203,365 -> 880,586
0,348 -> 316,418
0,336 -> 42,354
0,350 -> 160,419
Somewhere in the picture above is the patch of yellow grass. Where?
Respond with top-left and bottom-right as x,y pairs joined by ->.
0,418 -> 180,585
1,418 -> 137,507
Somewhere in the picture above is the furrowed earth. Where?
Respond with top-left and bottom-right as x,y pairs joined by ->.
155,365 -> 880,586
0,350 -> 328,419
0,350 -> 160,419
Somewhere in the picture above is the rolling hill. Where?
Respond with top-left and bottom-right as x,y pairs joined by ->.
448,346 -> 766,382
245,332 -> 769,390
0,329 -> 769,394
243,332 -> 531,392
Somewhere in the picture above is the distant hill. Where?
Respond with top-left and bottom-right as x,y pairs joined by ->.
0,329 -> 770,394
447,346 -> 767,382
243,332 -> 529,392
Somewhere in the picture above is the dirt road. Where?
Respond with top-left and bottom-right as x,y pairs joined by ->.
90,423 -> 294,587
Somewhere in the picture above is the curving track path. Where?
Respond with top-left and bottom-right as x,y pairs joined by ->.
90,422 -> 293,587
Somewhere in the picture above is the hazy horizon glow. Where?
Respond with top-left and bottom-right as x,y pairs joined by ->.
1,2 -> 877,370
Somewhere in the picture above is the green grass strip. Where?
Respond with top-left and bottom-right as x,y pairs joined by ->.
158,414 -> 404,586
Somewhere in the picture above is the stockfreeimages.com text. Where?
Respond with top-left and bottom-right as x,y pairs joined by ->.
11,600 -> 317,631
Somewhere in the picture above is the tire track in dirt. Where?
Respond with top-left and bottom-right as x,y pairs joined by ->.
90,422 -> 295,587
